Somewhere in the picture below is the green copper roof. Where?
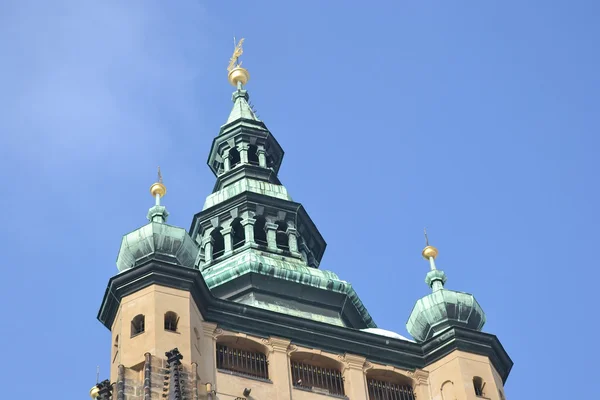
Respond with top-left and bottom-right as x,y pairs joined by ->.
203,178 -> 292,210
225,89 -> 260,125
116,203 -> 198,272
202,250 -> 376,328
406,257 -> 485,342
406,289 -> 486,342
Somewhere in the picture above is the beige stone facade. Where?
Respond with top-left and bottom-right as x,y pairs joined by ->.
106,284 -> 507,400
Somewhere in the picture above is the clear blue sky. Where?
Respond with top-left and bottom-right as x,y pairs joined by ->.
0,1 -> 597,399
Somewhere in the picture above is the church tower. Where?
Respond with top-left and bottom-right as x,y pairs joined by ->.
92,40 -> 513,400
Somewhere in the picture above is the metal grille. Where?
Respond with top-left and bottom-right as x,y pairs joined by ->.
291,361 -> 345,397
367,379 -> 416,400
216,344 -> 269,380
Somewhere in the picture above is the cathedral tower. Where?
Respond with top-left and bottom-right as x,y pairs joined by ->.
93,40 -> 512,400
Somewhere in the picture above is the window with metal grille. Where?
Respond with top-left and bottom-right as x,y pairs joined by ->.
367,378 -> 416,400
291,361 -> 345,397
216,344 -> 269,380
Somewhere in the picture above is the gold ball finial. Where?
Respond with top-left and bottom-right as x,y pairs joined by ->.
422,245 -> 439,260
150,166 -> 166,197
150,182 -> 166,197
228,67 -> 250,87
90,386 -> 100,399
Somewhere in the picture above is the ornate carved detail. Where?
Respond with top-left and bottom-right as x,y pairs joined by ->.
266,337 -> 291,353
212,328 -> 224,340
286,344 -> 299,356
363,361 -> 374,373
413,368 -> 429,386
261,338 -> 274,354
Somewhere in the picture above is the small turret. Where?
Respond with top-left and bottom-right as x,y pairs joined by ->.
406,231 -> 486,342
116,168 -> 198,272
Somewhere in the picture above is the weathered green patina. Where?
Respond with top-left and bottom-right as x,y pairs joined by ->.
202,249 -> 376,328
116,204 -> 198,273
406,258 -> 485,342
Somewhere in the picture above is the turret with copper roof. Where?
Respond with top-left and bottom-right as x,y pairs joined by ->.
406,230 -> 486,342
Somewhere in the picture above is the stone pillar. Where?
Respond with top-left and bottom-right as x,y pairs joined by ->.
265,222 -> 278,250
341,354 -> 367,399
242,218 -> 255,244
204,236 -> 214,263
239,144 -> 249,164
191,362 -> 199,400
222,227 -> 233,255
264,337 -> 292,400
257,148 -> 267,168
222,150 -> 231,172
286,227 -> 299,254
143,353 -> 152,400
413,369 -> 430,400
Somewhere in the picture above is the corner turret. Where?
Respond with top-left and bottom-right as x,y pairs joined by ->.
406,232 -> 485,342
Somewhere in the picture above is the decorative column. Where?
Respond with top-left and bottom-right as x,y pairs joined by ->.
265,221 -> 278,250
257,147 -> 267,168
412,369 -> 430,400
238,143 -> 249,164
262,337 -> 292,399
203,236 -> 214,264
143,353 -> 152,400
286,227 -> 300,254
340,354 -> 367,399
222,150 -> 231,172
222,227 -> 233,255
242,217 -> 255,245
191,362 -> 199,400
116,365 -> 125,400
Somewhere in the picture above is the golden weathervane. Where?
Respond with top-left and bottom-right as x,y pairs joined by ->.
227,37 -> 245,72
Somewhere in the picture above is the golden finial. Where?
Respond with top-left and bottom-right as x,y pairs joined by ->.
150,166 -> 167,198
227,37 -> 250,87
89,386 -> 100,399
422,228 -> 439,260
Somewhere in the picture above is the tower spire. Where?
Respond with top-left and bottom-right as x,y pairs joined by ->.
421,230 -> 446,291
148,167 -> 169,223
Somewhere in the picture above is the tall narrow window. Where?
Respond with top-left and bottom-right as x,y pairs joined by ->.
164,311 -> 179,332
275,221 -> 289,251
253,216 -> 267,246
473,377 -> 485,396
211,228 -> 225,259
131,314 -> 145,337
229,147 -> 241,168
248,144 -> 259,165
112,335 -> 119,362
231,218 -> 245,249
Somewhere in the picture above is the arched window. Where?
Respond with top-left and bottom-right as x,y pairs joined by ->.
248,144 -> 260,165
253,216 -> 267,246
291,353 -> 344,397
211,228 -> 225,259
131,314 -> 145,337
231,218 -> 245,249
216,337 -> 269,380
473,376 -> 485,397
275,221 -> 289,251
367,370 -> 415,400
229,147 -> 241,168
164,311 -> 179,332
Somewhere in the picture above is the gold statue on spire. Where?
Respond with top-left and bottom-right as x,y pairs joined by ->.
227,37 -> 250,87
150,166 -> 167,198
422,228 -> 439,260
227,38 -> 245,72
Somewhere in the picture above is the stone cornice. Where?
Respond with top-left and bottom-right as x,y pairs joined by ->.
97,261 -> 513,383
